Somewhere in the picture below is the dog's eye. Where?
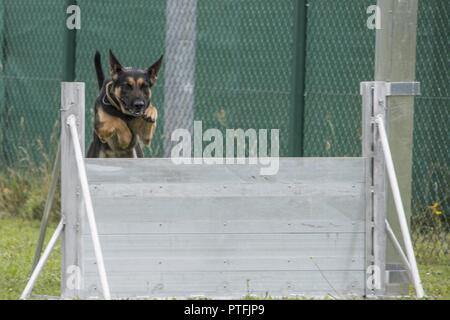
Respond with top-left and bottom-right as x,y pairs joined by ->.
124,83 -> 133,90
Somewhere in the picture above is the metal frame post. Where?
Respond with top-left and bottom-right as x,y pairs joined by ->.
362,80 -> 423,298
372,82 -> 388,296
361,81 -> 373,297
361,81 -> 387,296
61,82 -> 85,298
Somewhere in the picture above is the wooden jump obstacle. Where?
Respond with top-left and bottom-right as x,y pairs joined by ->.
21,81 -> 424,299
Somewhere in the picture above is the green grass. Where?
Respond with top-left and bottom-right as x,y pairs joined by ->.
418,264 -> 450,300
0,217 -> 448,300
0,218 -> 60,300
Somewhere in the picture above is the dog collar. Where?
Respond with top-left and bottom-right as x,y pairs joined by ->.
104,81 -> 125,112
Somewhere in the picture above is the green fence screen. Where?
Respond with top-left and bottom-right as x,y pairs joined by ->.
303,0 -> 375,157
411,0 -> 449,258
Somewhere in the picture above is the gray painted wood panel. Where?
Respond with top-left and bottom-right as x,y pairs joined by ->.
85,195 -> 365,235
79,158 -> 367,298
82,233 -> 365,260
83,256 -> 365,273
82,271 -> 365,299
85,158 -> 365,184
89,181 -> 362,198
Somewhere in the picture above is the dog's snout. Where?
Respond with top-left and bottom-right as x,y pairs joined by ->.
133,100 -> 145,109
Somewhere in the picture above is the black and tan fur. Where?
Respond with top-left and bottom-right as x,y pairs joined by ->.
87,50 -> 163,158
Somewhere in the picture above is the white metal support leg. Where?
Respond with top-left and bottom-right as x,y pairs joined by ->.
20,220 -> 64,300
375,115 -> 424,298
385,219 -> 412,275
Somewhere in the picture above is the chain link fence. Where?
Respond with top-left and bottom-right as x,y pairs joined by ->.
0,0 -> 63,165
0,0 -> 448,263
411,0 -> 449,263
303,0 -> 375,158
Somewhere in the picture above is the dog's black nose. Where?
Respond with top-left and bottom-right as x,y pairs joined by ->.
133,100 -> 145,109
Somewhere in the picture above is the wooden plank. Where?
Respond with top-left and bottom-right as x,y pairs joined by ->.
89,181 -> 363,198
87,219 -> 365,236
83,256 -> 365,273
84,196 -> 365,235
85,158 -> 366,184
81,270 -> 365,299
82,233 -> 364,261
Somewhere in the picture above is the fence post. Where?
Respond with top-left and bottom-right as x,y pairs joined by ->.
63,0 -> 77,82
163,0 -> 197,157
61,82 -> 85,298
375,0 -> 419,293
291,0 -> 308,156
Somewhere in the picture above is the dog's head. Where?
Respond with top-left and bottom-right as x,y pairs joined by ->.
108,50 -> 163,117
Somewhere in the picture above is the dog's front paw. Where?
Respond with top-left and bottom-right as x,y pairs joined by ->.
144,105 -> 158,123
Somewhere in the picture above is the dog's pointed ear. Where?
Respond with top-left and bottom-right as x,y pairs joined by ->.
148,54 -> 163,85
109,49 -> 123,77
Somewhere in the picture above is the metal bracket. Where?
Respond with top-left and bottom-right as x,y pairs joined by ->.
386,82 -> 421,96
360,82 -> 421,97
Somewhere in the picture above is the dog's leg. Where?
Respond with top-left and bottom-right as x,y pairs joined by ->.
140,105 -> 158,146
130,104 -> 158,146
135,144 -> 145,158
95,106 -> 133,150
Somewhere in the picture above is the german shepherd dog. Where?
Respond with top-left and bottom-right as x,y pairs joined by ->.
87,50 -> 163,158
